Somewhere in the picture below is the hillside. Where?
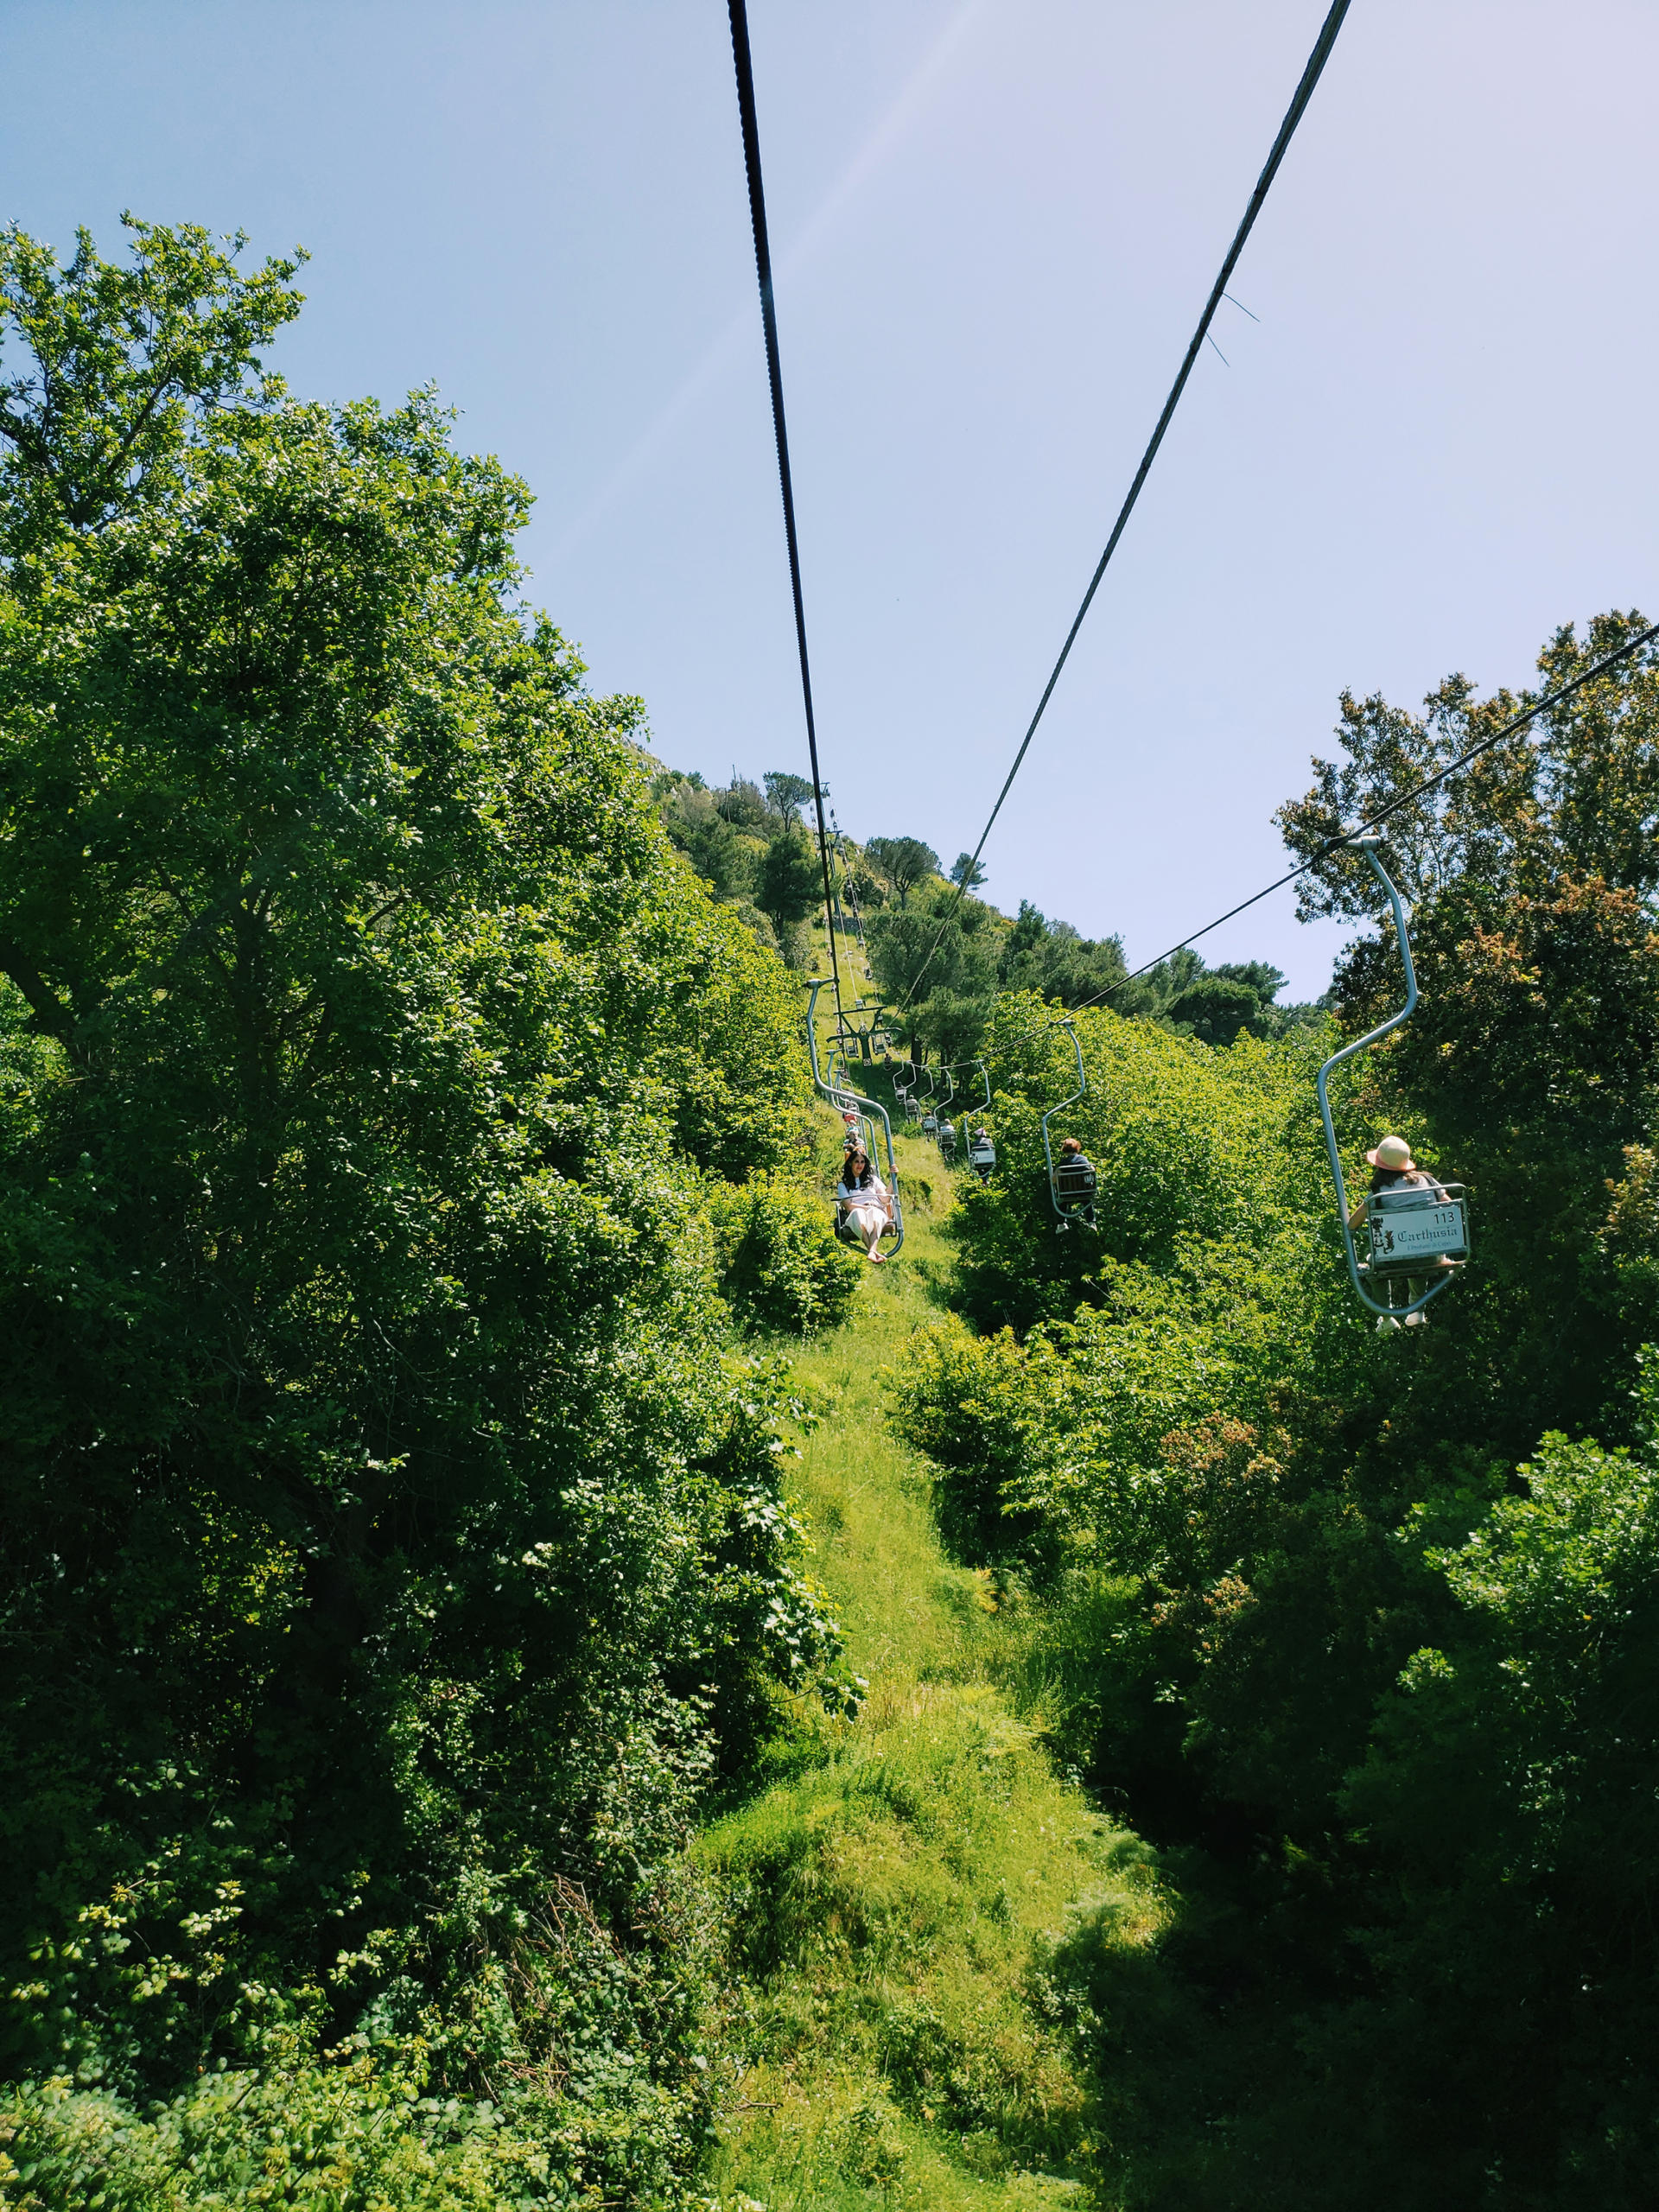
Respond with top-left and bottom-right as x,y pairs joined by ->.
704,1111 -> 1151,2210
6,216 -> 1659,2212
648,766 -> 1323,1061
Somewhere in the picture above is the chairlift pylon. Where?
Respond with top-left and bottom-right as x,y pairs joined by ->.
1316,837 -> 1470,1322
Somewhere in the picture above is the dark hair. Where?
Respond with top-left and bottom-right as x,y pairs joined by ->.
846,1149 -> 873,1189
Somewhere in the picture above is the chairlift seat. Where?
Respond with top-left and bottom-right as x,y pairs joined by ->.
969,1139 -> 996,1168
1054,1160 -> 1097,1205
1364,1183 -> 1469,1273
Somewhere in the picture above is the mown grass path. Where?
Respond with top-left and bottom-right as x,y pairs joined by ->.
702,1127 -> 1155,2211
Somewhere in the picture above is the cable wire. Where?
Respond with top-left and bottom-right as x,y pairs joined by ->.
898,0 -> 1353,1014
728,0 -> 845,1025
1014,616 -> 1659,1036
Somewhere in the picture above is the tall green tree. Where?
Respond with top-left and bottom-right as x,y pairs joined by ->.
0,219 -> 834,2198
762,768 -> 813,823
865,835 -> 939,908
755,827 -> 822,951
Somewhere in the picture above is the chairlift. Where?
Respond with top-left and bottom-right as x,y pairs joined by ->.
855,1002 -> 894,1062
918,1063 -> 940,1138
959,1060 -> 992,1116
933,1067 -> 958,1158
805,980 -> 905,1255
960,1062 -> 996,1179
891,1058 -> 923,1123
1040,1020 -> 1096,1230
1316,836 -> 1469,1324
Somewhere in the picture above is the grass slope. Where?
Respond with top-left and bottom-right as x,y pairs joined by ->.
702,1123 -> 1160,2211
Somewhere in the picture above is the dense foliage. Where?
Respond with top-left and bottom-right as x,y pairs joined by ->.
890,616 -> 1659,2207
707,1171 -> 862,1336
0,217 -> 849,2206
11,211 -> 1657,2211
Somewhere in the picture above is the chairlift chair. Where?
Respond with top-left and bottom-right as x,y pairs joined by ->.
1316,836 -> 1470,1324
960,1064 -> 996,1179
805,980 -> 905,1255
1040,1020 -> 1096,1230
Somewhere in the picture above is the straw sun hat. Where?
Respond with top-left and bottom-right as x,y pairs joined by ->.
1365,1135 -> 1416,1171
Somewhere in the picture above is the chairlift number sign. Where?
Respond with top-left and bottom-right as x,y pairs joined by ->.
1369,1199 -> 1465,1263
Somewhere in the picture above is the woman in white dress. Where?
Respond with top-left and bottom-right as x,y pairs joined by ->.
836,1147 -> 893,1262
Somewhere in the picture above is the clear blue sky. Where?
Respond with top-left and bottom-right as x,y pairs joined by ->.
5,1 -> 1656,998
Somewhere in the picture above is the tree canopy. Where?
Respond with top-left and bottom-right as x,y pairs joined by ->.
865,834 -> 939,908
0,218 -> 844,2204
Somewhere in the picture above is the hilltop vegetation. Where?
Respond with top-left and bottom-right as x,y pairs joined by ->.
652,769 -> 1319,1062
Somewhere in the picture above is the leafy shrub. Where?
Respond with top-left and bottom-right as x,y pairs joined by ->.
709,1173 -> 861,1336
0,2016 -> 724,2209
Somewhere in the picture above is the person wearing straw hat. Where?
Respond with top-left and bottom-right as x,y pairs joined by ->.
1348,1134 -> 1452,1329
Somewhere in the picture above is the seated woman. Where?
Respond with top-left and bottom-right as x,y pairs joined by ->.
1347,1133 -> 1455,1329
836,1146 -> 893,1262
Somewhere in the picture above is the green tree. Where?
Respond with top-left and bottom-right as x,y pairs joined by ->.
950,849 -> 987,889
755,828 -> 822,952
1279,610 -> 1659,1435
0,213 -> 304,545
762,769 -> 814,823
0,219 -> 836,2196
865,835 -> 939,909
715,773 -> 768,828
865,901 -> 995,1057
655,773 -> 753,900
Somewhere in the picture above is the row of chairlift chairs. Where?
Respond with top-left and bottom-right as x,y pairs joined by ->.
804,836 -> 1469,1322
804,985 -> 1096,1248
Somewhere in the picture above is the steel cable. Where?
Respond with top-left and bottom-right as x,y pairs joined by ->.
997,616 -> 1659,1046
898,0 -> 1354,1014
728,0 -> 845,1025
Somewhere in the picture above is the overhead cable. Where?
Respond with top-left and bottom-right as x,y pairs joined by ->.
1030,616 -> 1659,1029
727,0 -> 845,1023
898,0 -> 1354,1013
